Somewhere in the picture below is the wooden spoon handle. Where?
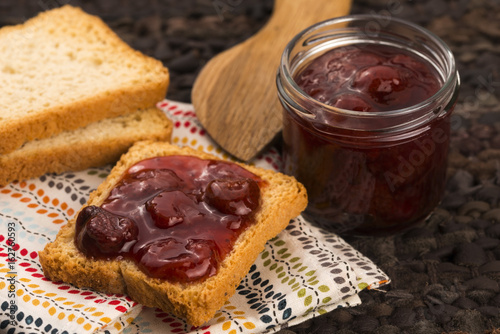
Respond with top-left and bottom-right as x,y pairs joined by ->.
192,0 -> 352,161
245,0 -> 352,69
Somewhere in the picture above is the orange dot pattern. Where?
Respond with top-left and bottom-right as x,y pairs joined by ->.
0,169 -> 141,333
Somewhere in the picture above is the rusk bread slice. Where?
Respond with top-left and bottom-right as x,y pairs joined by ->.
0,108 -> 172,186
39,141 -> 308,326
0,5 -> 169,154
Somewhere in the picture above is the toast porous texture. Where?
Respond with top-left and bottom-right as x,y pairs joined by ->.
0,5 -> 169,154
0,108 -> 173,186
39,141 -> 308,326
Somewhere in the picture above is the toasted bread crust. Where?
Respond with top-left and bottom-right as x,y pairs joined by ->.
39,141 -> 308,326
0,108 -> 173,186
0,6 -> 169,154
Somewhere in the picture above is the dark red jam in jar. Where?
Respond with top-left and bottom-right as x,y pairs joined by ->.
277,15 -> 460,235
74,155 -> 265,283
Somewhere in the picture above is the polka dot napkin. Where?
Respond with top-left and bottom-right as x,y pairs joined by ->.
0,100 -> 389,334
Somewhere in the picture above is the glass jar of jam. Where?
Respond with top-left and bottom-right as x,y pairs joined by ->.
277,15 -> 460,235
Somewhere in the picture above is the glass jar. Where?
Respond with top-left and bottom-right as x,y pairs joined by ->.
277,15 -> 460,235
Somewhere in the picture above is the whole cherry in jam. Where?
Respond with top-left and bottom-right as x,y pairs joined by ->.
75,205 -> 138,257
74,155 -> 264,283
137,238 -> 218,282
146,190 -> 201,229
204,179 -> 260,216
328,94 -> 372,112
352,65 -> 410,106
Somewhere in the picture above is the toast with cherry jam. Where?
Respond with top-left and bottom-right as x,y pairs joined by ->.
39,141 -> 307,326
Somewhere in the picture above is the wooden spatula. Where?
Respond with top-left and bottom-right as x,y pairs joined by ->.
192,0 -> 352,161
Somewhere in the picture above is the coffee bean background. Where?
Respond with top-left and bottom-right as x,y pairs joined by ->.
2,0 -> 499,332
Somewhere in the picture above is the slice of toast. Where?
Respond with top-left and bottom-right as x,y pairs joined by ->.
0,108 -> 172,186
39,141 -> 308,326
0,5 -> 169,154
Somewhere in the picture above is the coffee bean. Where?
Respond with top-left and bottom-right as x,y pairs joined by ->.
439,221 -> 469,234
446,310 -> 487,333
403,227 -> 434,239
479,111 -> 500,125
428,289 -> 460,304
374,325 -> 401,334
351,315 -> 379,333
467,289 -> 496,305
464,276 -> 500,292
474,236 -> 500,249
469,219 -> 492,230
407,320 -> 443,334
177,74 -> 196,89
408,261 -> 427,273
479,261 -> 500,275
134,15 -> 162,38
485,223 -> 500,237
446,170 -> 476,194
389,307 -> 416,328
330,309 -> 353,324
154,41 -> 174,60
477,306 -> 500,317
370,302 -> 393,317
469,124 -> 495,140
458,200 -> 490,216
476,184 -> 500,206
459,137 -> 484,156
482,208 -> 500,222
422,0 -> 448,17
491,293 -> 500,307
454,296 -> 479,309
168,51 -> 200,73
386,290 -> 414,301
132,36 -> 157,50
422,246 -> 455,261
437,262 -> 471,275
493,248 -> 500,260
332,330 -> 357,334
490,134 -> 500,149
453,243 -> 488,266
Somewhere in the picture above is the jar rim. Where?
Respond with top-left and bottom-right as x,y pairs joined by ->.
278,14 -> 459,123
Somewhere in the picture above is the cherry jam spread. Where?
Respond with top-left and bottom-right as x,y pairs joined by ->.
75,155 -> 264,283
283,44 -> 451,234
295,45 -> 441,112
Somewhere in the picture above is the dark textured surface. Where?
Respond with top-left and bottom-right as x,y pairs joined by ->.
2,0 -> 500,332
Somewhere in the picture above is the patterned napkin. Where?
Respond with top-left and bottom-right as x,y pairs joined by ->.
0,100 -> 389,334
